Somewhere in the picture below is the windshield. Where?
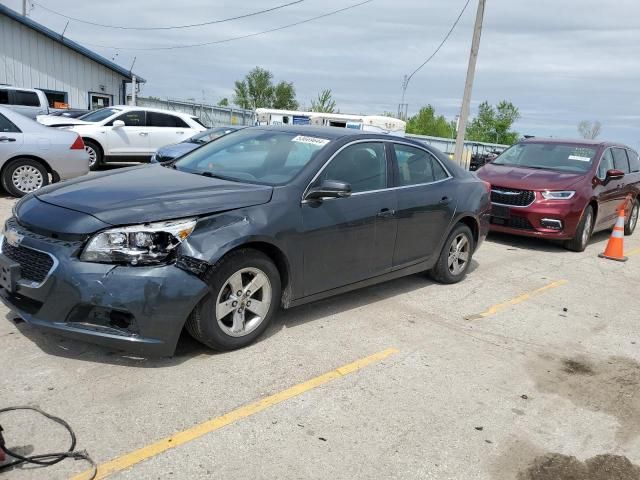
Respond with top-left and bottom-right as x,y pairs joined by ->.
493,142 -> 597,173
79,108 -> 121,123
187,128 -> 235,145
175,129 -> 329,185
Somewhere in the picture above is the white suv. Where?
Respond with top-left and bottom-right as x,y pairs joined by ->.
59,106 -> 206,170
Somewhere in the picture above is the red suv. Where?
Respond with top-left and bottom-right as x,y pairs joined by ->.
476,138 -> 640,251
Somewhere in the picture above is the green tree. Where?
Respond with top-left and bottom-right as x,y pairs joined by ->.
466,100 -> 520,144
311,89 -> 337,113
406,105 -> 455,138
217,98 -> 229,107
233,67 -> 298,110
272,81 -> 298,110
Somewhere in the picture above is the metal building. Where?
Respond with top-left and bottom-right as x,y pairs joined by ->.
0,4 -> 145,110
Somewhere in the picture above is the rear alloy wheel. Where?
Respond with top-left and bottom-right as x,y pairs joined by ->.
564,205 -> 594,252
430,223 -> 474,284
1,158 -> 49,197
625,199 -> 639,236
186,249 -> 281,351
84,140 -> 102,171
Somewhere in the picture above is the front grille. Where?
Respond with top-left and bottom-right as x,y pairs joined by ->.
2,241 -> 54,283
491,187 -> 535,206
490,215 -> 534,230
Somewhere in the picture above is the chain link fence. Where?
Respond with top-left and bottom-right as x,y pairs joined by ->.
128,96 -> 254,127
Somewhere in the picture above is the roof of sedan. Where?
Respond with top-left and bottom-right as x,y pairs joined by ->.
521,137 -> 629,149
249,125 -> 385,139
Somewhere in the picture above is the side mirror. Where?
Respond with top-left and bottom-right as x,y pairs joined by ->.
606,169 -> 625,181
112,120 -> 125,128
305,180 -> 352,201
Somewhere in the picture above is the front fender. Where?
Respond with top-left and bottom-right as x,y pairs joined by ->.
178,210 -> 288,269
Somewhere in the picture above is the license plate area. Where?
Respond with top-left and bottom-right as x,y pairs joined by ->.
0,254 -> 20,293
491,204 -> 511,220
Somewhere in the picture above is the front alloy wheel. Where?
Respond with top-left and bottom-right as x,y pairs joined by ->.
625,199 -> 639,236
216,267 -> 272,337
186,249 -> 281,351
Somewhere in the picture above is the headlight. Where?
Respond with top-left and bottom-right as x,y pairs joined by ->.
81,218 -> 197,265
541,191 -> 575,200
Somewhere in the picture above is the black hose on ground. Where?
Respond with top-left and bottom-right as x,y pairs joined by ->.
0,406 -> 97,479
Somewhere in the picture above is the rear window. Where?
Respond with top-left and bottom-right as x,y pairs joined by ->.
80,108 -> 121,122
0,90 -> 8,105
13,91 -> 40,107
493,143 -> 597,173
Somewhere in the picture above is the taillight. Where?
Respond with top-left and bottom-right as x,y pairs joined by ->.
70,135 -> 85,150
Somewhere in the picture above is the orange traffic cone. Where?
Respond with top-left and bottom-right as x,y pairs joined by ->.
598,198 -> 629,262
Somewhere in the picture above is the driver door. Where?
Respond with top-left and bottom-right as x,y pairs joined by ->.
105,110 -> 150,157
594,148 -> 627,229
301,141 -> 397,296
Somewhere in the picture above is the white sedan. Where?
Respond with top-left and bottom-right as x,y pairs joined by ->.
49,106 -> 206,170
0,106 -> 89,197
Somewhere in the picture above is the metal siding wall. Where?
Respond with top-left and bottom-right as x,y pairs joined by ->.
0,15 -> 128,109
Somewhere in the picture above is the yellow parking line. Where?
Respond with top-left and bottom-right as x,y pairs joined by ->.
465,280 -> 568,320
627,247 -> 640,257
70,347 -> 398,480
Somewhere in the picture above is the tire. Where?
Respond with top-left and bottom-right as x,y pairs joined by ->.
84,140 -> 103,171
429,223 -> 475,284
625,198 -> 639,236
564,205 -> 594,252
185,248 -> 281,351
1,158 -> 49,197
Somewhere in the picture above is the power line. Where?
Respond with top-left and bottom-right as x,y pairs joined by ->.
399,0 -> 472,118
406,0 -> 472,85
77,0 -> 374,51
32,0 -> 305,30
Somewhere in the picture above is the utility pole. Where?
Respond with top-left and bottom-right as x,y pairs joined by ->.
131,76 -> 137,106
453,0 -> 486,168
22,0 -> 27,16
398,74 -> 408,120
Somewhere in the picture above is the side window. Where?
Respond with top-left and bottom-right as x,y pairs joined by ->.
111,111 -> 145,127
318,142 -> 387,193
13,91 -> 40,107
612,148 -> 630,174
627,150 -> 640,173
147,112 -> 188,128
393,144 -> 449,185
175,117 -> 190,128
598,149 -> 615,179
0,114 -> 20,133
0,90 -> 8,105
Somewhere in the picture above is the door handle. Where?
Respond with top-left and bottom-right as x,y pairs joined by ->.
439,196 -> 452,205
139,132 -> 149,136
0,137 -> 16,142
377,208 -> 396,218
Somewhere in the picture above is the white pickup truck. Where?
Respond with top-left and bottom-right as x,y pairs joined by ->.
0,86 -> 50,119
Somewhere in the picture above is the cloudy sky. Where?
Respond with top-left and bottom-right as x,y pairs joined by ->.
4,0 -> 640,145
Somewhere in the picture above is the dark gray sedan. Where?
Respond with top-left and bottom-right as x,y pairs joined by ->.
150,126 -> 241,163
0,126 -> 490,355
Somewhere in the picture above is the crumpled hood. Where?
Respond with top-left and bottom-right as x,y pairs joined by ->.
34,164 -> 273,225
477,163 -> 586,190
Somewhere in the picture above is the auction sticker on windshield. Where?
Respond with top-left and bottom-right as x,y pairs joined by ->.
568,155 -> 592,162
292,135 -> 330,146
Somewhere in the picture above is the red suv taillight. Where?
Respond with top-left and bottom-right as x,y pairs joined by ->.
70,135 -> 85,150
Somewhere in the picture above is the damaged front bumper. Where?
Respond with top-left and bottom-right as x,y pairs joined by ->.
0,222 -> 209,356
